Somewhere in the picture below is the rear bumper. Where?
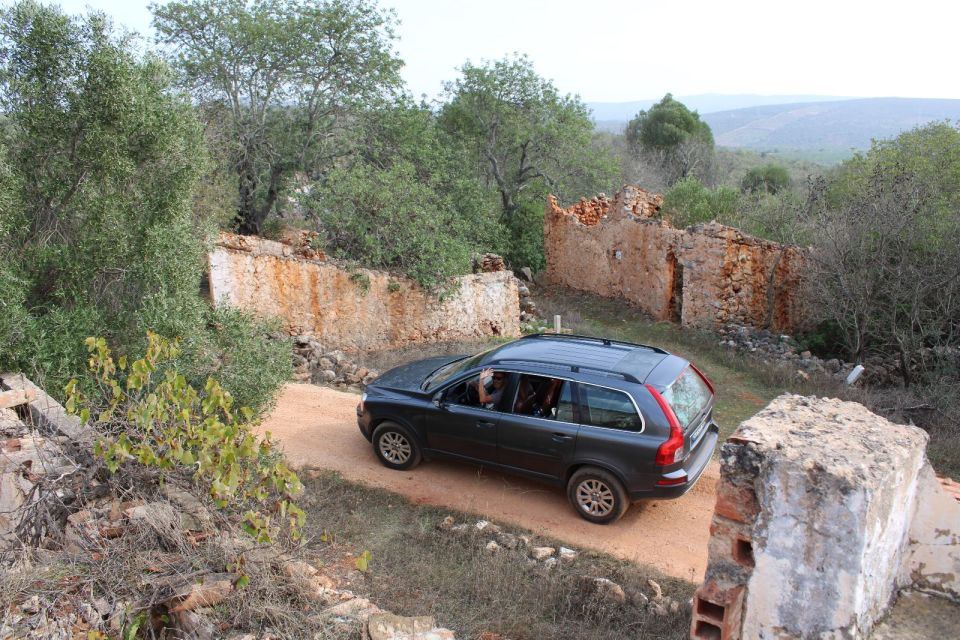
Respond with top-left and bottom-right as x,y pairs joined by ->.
637,422 -> 719,499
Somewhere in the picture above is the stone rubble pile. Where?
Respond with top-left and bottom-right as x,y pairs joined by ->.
516,276 -> 538,322
718,324 -> 960,386
716,324 -> 859,382
292,335 -> 379,389
436,515 -> 683,618
474,253 -> 506,273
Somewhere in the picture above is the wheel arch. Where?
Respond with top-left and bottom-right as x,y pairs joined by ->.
565,461 -> 629,491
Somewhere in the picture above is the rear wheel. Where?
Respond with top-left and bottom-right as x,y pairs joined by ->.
373,422 -> 422,470
567,467 -> 628,524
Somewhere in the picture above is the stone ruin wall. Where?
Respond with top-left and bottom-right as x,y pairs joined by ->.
691,394 -> 960,639
208,233 -> 520,352
544,186 -> 807,333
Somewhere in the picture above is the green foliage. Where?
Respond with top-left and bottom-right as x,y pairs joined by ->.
503,200 -> 547,271
626,94 -> 714,151
662,178 -> 738,228
740,164 -> 791,194
0,2 -> 290,415
309,101 -> 500,289
176,307 -> 293,415
67,332 -> 304,543
440,55 -> 618,220
153,0 -> 403,234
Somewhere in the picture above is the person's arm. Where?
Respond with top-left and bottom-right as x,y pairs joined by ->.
478,368 -> 494,404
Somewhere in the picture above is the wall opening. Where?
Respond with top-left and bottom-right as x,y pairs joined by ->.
734,538 -> 755,568
668,250 -> 683,324
696,597 -> 725,623
693,619 -> 722,640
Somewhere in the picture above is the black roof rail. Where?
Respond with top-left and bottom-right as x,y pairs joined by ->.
519,332 -> 669,355
490,358 -> 642,384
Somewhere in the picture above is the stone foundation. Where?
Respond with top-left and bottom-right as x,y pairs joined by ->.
208,233 -> 520,352
544,186 -> 807,333
691,395 -> 960,639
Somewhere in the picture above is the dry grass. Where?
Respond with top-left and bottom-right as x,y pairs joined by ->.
299,470 -> 694,640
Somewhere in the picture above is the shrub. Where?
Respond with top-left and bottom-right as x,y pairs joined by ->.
66,332 -> 304,543
740,165 -> 791,194
662,178 -> 738,228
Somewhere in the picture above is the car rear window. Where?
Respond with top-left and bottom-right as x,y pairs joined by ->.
661,366 -> 712,429
579,384 -> 643,431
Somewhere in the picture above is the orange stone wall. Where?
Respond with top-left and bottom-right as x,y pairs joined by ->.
208,233 -> 520,352
544,186 -> 807,333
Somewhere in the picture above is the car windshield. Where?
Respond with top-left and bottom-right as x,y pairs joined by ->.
661,366 -> 712,429
422,350 -> 492,391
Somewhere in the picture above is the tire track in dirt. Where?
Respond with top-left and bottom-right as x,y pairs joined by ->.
261,383 -> 718,582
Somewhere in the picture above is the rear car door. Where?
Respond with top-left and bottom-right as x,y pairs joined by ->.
496,376 -> 579,479
572,382 -> 663,486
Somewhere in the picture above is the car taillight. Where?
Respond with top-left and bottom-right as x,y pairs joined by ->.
646,384 -> 685,466
359,392 -> 367,413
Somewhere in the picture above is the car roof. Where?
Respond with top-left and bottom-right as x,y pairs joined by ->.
479,334 -> 677,384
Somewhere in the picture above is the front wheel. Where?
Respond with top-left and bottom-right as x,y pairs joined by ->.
372,422 -> 422,470
567,467 -> 628,524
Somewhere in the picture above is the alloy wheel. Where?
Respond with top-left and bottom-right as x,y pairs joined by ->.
379,431 -> 412,465
575,478 -> 616,517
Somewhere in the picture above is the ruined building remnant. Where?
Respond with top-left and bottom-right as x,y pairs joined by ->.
544,186 -> 806,333
208,233 -> 520,352
691,394 -> 960,639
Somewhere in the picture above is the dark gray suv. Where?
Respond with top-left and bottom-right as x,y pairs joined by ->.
356,334 -> 719,523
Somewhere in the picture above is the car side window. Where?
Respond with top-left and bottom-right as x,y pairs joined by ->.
443,379 -> 479,407
509,375 -> 569,419
578,384 -> 643,431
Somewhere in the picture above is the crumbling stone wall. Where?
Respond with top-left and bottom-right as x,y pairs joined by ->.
544,186 -> 807,333
208,233 -> 520,352
691,394 -> 960,639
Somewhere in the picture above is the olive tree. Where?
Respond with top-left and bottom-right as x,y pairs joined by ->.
439,55 -> 617,267
152,0 -> 403,234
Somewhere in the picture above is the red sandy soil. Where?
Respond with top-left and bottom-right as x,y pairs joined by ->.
261,383 -> 719,582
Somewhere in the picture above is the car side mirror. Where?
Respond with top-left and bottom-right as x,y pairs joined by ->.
433,394 -> 447,410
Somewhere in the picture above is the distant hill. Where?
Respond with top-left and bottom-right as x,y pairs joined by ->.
590,95 -> 960,153
588,94 -> 850,132
702,98 -> 960,151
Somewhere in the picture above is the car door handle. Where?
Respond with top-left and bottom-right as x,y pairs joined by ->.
476,421 -> 496,429
552,433 -> 573,442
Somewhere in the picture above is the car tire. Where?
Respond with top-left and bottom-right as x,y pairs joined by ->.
372,422 -> 422,471
567,467 -> 628,524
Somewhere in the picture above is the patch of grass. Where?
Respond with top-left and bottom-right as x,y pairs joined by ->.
299,470 -> 694,640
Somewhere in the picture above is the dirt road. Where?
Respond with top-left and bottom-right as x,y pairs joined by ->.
261,383 -> 718,582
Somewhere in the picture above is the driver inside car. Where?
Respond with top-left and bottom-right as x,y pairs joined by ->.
477,368 -> 507,409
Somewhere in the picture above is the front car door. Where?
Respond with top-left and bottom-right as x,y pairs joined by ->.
421,371 -> 506,463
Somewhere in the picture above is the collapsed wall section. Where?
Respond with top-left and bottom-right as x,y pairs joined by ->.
544,186 -> 806,333
208,233 -> 520,352
691,394 -> 960,639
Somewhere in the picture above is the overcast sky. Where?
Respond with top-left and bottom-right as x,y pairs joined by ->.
46,0 -> 960,102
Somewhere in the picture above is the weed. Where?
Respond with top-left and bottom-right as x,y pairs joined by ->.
349,271 -> 371,293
